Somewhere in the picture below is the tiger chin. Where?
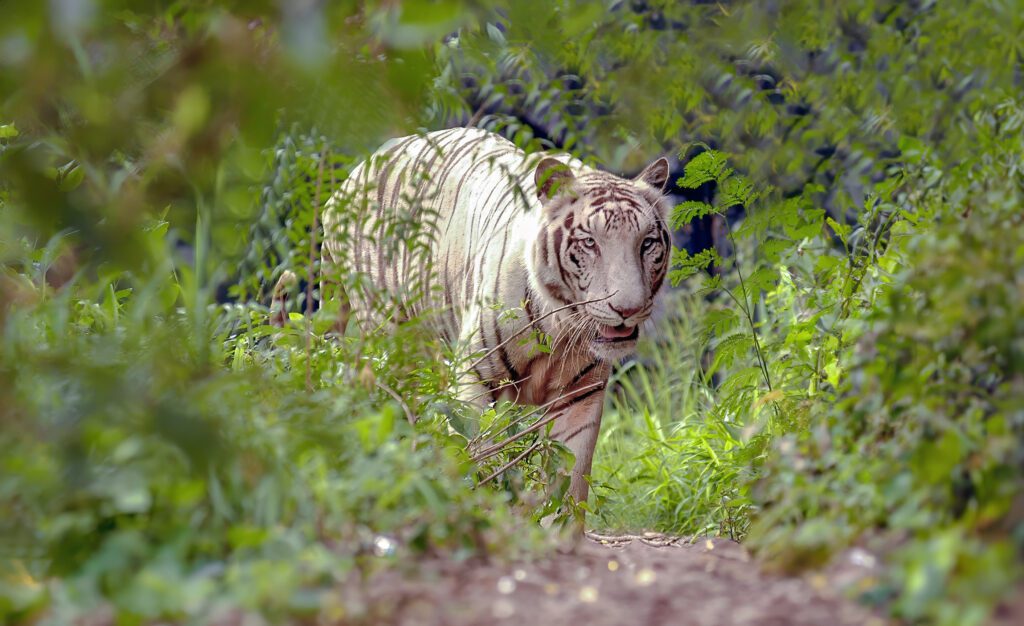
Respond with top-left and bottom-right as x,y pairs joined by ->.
321,127 -> 671,510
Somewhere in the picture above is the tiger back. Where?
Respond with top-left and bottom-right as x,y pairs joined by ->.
321,127 -> 671,504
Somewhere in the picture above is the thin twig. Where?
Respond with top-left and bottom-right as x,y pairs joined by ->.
307,151 -> 326,391
723,218 -> 773,392
469,380 -> 606,463
376,380 -> 417,425
471,364 -> 608,450
466,101 -> 488,128
476,440 -> 544,486
471,377 -> 606,450
470,409 -> 563,464
464,374 -> 531,405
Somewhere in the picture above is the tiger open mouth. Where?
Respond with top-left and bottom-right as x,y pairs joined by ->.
594,324 -> 640,343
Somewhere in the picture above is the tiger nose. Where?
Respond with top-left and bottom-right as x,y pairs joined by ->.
610,303 -> 643,321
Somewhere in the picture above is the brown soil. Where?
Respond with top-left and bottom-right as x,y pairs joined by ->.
347,532 -> 888,626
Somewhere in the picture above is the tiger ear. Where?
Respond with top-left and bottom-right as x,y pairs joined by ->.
634,157 -> 670,191
535,157 -> 576,200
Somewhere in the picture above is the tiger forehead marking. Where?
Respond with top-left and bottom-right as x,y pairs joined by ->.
321,128 -> 671,506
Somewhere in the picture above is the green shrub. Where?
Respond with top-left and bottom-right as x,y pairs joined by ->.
748,124 -> 1024,623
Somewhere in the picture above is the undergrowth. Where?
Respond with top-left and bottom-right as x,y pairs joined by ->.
3,2 -> 1024,626
593,103 -> 1024,625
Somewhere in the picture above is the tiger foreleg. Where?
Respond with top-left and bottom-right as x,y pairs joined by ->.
548,386 -> 606,506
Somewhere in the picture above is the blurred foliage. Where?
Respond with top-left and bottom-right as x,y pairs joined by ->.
589,3 -> 1024,624
2,1 -> 1023,625
746,116 -> 1024,623
0,2 -> 555,624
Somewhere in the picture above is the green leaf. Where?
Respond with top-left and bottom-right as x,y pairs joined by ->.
695,274 -> 722,296
898,135 -> 926,163
745,267 -> 779,296
486,23 -> 506,45
826,216 -> 851,246
710,332 -> 754,371
703,308 -> 740,339
57,162 -> 85,191
784,319 -> 816,346
785,208 -> 825,239
814,254 -> 842,274
761,238 -> 791,262
823,359 -> 841,389
677,150 -> 731,188
669,247 -> 721,286
671,200 -> 718,229
718,174 -> 759,208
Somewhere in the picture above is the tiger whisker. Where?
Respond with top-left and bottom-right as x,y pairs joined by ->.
461,293 -> 615,378
556,315 -> 596,382
552,310 -> 588,353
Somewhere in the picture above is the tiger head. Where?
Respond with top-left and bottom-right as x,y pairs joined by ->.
530,155 -> 672,361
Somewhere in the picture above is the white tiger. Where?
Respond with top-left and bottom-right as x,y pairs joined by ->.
321,127 -> 671,504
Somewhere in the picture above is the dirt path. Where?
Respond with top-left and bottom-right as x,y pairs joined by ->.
348,532 -> 886,625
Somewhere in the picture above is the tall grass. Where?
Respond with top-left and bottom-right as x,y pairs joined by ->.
592,291 -> 755,539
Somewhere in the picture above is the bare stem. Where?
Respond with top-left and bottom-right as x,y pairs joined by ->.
307,150 -> 326,391
723,218 -> 773,393
376,380 -> 417,425
468,380 -> 605,463
476,440 -> 544,486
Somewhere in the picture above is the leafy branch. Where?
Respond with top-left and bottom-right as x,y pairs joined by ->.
670,150 -> 774,395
